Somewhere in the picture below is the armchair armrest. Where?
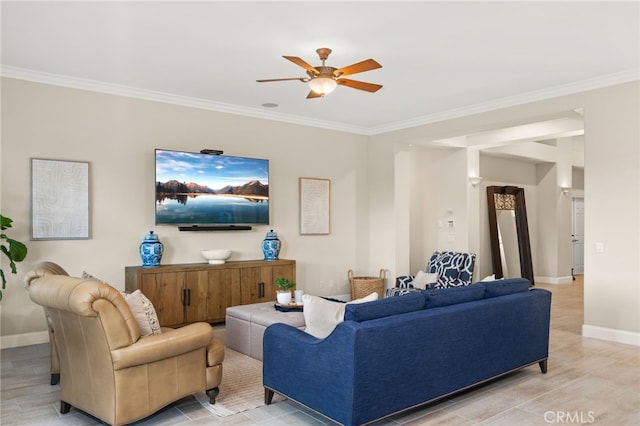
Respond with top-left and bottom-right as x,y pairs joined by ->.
111,322 -> 214,370
395,275 -> 415,288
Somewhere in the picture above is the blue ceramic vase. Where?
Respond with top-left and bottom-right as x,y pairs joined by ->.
262,229 -> 281,261
140,230 -> 164,268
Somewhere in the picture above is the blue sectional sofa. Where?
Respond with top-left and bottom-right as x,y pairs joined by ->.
263,278 -> 551,426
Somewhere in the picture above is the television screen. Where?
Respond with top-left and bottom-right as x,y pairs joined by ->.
155,149 -> 269,225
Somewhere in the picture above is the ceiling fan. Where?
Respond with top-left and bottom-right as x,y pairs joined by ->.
257,48 -> 382,99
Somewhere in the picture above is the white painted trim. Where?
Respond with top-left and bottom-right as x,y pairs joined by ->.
2,65 -> 638,136
370,69 -> 640,135
535,276 -> 574,284
582,325 -> 640,347
1,331 -> 49,349
0,66 -> 369,135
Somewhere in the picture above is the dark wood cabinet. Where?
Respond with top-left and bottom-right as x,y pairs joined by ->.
125,259 -> 296,327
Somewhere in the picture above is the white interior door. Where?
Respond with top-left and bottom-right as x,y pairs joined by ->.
572,197 -> 585,275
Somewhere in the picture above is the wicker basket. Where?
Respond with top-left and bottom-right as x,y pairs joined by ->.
348,269 -> 387,300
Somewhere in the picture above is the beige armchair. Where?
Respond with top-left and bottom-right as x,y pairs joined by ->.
25,262 -> 224,426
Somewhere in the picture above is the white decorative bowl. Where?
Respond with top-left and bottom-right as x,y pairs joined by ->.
202,249 -> 232,264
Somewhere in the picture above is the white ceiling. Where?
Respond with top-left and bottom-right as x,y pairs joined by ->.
1,1 -> 638,135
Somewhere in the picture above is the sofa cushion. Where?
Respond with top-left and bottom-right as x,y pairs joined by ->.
483,278 -> 530,298
303,292 -> 378,339
424,283 -> 486,309
345,291 -> 426,322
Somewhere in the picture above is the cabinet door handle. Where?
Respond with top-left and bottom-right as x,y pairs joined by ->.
258,282 -> 264,298
186,289 -> 191,306
181,289 -> 187,306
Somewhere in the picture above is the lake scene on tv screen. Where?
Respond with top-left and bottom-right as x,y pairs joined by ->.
155,150 -> 269,224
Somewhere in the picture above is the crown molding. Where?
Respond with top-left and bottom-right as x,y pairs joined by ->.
0,66 -> 370,135
369,69 -> 640,135
2,65 -> 637,137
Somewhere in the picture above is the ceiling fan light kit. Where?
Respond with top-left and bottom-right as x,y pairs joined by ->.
257,47 -> 382,99
308,77 -> 337,96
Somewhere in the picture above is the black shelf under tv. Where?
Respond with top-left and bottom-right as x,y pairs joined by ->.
178,225 -> 252,232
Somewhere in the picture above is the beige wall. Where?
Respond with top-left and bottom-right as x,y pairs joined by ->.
1,78 -> 369,344
371,81 -> 639,343
2,77 -> 638,347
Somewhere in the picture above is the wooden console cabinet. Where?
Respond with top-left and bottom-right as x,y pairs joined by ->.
125,259 -> 296,327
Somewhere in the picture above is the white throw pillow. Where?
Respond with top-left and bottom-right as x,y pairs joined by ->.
413,270 -> 439,289
303,292 -> 378,339
480,274 -> 504,282
124,290 -> 162,336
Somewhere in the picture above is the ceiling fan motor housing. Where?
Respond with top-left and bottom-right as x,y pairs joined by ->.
307,66 -> 338,79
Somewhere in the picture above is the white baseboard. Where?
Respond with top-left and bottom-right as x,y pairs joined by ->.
535,276 -> 574,284
582,324 -> 640,346
1,331 -> 49,349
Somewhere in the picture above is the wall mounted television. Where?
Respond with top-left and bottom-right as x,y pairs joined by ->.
155,149 -> 269,228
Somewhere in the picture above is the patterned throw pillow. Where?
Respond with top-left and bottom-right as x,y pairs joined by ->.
125,290 -> 163,336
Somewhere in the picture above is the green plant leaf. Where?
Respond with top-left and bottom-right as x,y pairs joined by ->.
0,215 -> 13,230
0,215 -> 28,299
4,237 -> 27,263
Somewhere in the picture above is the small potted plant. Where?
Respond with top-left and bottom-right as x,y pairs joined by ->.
275,277 -> 295,305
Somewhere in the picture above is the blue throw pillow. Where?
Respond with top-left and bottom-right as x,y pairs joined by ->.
424,283 -> 485,308
483,278 -> 531,298
344,291 -> 426,322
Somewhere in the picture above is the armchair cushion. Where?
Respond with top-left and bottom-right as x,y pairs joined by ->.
110,322 -> 214,370
395,275 -> 415,288
385,287 -> 421,297
428,251 -> 476,288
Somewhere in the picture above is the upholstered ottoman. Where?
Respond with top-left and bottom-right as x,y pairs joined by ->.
225,301 -> 305,361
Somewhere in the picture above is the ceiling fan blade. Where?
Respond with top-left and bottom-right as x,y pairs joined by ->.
337,78 -> 383,93
333,59 -> 382,77
283,56 -> 319,74
306,90 -> 323,99
256,77 -> 308,83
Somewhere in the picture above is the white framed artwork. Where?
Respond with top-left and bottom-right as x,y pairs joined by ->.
299,177 -> 330,235
31,158 -> 90,240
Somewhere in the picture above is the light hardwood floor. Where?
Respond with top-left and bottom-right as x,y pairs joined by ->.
2,277 -> 639,425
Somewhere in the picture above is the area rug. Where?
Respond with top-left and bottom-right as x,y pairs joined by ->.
195,341 -> 285,416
